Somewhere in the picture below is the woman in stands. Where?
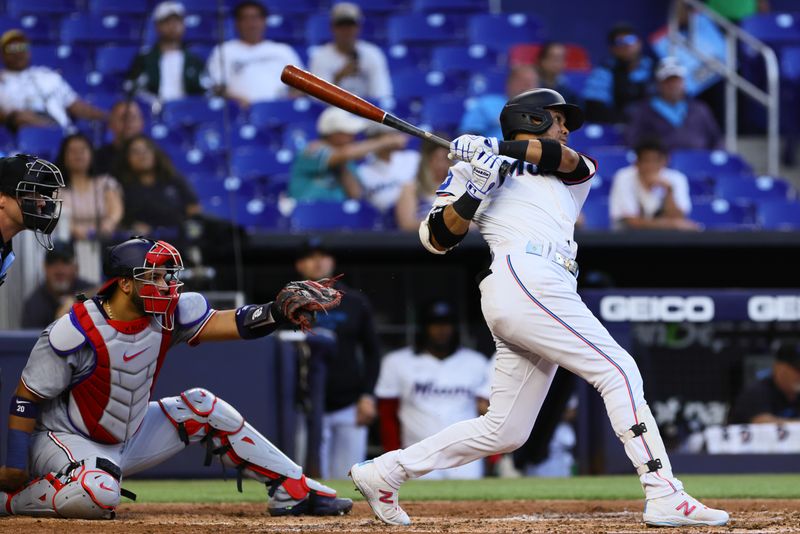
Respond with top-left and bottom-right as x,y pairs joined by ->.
114,134 -> 200,237
395,137 -> 452,231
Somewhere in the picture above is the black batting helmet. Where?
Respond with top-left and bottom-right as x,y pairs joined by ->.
499,88 -> 584,140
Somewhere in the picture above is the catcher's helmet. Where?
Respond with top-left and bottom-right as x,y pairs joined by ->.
98,237 -> 184,330
499,88 -> 584,140
0,154 -> 64,249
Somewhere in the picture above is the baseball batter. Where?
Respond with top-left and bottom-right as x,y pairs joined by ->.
350,89 -> 729,528
0,237 -> 352,519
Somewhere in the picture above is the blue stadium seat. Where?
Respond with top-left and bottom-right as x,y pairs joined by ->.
267,14 -> 299,44
387,13 -> 464,46
235,0 -> 313,15
568,124 -> 624,151
413,0 -> 488,12
95,45 -> 140,76
282,120 -> 318,151
420,94 -> 468,132
588,174 -> 611,197
430,45 -> 497,75
467,14 -> 544,53
690,199 -> 752,229
183,0 -> 221,14
580,197 -> 610,230
290,200 -> 382,231
384,45 -> 429,72
348,0 -> 398,14
562,71 -> 591,95
231,147 -> 294,180
7,0 -> 77,17
687,176 -> 715,200
467,69 -> 506,96
592,147 -> 635,178
31,45 -> 90,72
757,199 -> 800,229
234,197 -> 288,230
149,122 -> 189,148
780,45 -> 800,80
392,69 -> 459,102
188,44 -> 214,63
670,149 -> 753,179
168,147 -> 223,176
161,97 -> 228,129
741,13 -> 800,46
61,14 -> 139,45
0,15 -> 53,42
714,175 -> 791,202
305,13 -> 385,46
88,0 -> 148,15
17,127 -> 64,161
84,92 -> 122,113
196,123 -> 273,154
248,99 -> 322,132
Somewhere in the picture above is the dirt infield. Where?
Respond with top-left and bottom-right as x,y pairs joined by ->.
1,499 -> 798,533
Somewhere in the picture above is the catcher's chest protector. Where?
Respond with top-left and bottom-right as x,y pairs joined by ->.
51,300 -> 171,444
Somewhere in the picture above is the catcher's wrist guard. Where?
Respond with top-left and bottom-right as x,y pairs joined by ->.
235,302 -> 278,339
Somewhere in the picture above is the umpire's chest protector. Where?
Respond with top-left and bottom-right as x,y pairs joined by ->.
48,299 -> 171,444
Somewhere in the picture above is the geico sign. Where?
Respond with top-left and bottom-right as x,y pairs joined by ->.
600,296 -> 715,322
747,296 -> 800,321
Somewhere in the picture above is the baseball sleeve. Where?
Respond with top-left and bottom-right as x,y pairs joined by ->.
171,292 -> 216,347
21,332 -> 76,400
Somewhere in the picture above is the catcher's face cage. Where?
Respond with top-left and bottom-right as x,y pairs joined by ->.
14,158 -> 65,250
132,240 -> 184,331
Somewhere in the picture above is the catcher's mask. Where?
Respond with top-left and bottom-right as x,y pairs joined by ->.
98,237 -> 184,330
0,154 -> 65,250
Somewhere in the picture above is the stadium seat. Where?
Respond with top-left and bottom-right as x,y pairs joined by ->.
248,99 -> 322,132
231,147 -> 294,180
0,129 -> 16,154
282,120 -> 318,151
580,197 -> 610,230
95,45 -> 140,76
562,71 -> 591,95
467,69 -> 506,96
196,123 -> 273,154
687,176 -> 716,200
188,44 -> 214,63
238,0 -> 314,15
412,0 -> 488,13
780,45 -> 800,80
420,94 -> 468,132
430,45 -> 498,75
568,124 -> 624,151
690,199 -> 752,229
387,14 -> 464,46
757,199 -> 800,229
7,0 -> 77,17
509,43 -> 592,71
169,147 -> 223,177
31,45 -> 90,72
592,147 -> 635,178
0,15 -> 53,42
88,0 -> 148,15
182,0 -> 221,14
266,14 -> 299,44
234,197 -> 288,231
150,122 -> 190,148
714,175 -> 791,203
741,13 -> 800,46
467,14 -> 544,53
161,97 -> 229,129
670,149 -> 753,179
84,92 -> 123,113
60,14 -> 139,45
290,200 -> 382,231
588,174 -> 611,197
305,13 -> 385,46
17,127 -> 64,161
392,69 -> 460,102
348,0 -> 397,14
384,45 -> 430,72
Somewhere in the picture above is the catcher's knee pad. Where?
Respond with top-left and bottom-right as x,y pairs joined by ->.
158,387 -> 245,443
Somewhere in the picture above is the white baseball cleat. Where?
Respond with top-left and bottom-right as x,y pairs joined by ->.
349,460 -> 411,526
643,491 -> 729,527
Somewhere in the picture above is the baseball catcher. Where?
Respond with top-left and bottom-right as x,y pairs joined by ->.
0,237 -> 351,519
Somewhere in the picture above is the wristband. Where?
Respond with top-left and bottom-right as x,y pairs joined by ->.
6,429 -> 31,470
452,193 -> 482,220
9,396 -> 39,420
537,138 -> 563,172
498,140 -> 529,161
235,302 -> 278,339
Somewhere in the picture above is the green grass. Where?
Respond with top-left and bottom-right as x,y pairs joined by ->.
122,474 -> 800,503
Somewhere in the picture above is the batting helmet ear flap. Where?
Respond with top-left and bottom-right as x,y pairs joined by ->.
499,88 -> 584,140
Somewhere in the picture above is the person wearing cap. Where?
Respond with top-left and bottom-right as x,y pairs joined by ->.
625,57 -> 722,152
309,2 -> 392,100
728,341 -> 800,424
374,299 -> 491,480
293,238 -> 381,479
0,29 -> 107,130
288,107 -> 406,202
582,23 -> 656,123
206,1 -> 302,107
127,2 -> 206,102
20,241 -> 93,328
356,125 -> 415,213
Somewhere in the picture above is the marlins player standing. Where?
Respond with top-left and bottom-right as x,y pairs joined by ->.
350,89 -> 729,528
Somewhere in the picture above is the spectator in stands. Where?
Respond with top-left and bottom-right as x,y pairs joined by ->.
309,3 -> 392,100
375,300 -> 490,479
395,137 -> 451,231
626,57 -> 722,152
57,134 -> 124,242
0,29 -> 107,131
536,42 -> 580,105
206,1 -> 302,108
458,65 -> 539,140
94,100 -> 145,175
115,134 -> 200,235
356,125 -> 415,213
582,23 -> 655,123
288,107 -> 406,202
294,237 -> 381,480
127,2 -> 206,102
728,341 -> 800,424
609,138 -> 699,230
21,241 -> 93,329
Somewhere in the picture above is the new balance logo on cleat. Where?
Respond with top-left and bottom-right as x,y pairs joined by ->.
676,501 -> 696,516
378,490 -> 394,504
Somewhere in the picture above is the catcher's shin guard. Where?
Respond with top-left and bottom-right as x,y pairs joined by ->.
4,458 -> 120,519
159,388 -> 352,516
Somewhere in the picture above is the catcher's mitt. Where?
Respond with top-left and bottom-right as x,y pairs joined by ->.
273,276 -> 343,332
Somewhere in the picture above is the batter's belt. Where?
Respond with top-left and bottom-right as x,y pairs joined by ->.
491,241 -> 579,278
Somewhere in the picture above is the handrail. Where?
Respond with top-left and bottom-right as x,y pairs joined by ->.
668,0 -> 780,176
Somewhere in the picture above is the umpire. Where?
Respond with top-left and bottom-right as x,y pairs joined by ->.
0,154 -> 65,288
294,237 -> 381,479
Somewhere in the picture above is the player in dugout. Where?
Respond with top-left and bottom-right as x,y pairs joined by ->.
0,237 -> 353,519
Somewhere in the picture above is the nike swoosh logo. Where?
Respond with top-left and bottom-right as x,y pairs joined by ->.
99,482 -> 115,492
122,347 -> 150,362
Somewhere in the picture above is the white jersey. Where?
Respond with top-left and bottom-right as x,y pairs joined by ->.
374,347 -> 490,447
432,155 -> 597,258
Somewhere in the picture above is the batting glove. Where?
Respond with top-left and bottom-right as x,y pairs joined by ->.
466,151 -> 504,201
450,135 -> 499,163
